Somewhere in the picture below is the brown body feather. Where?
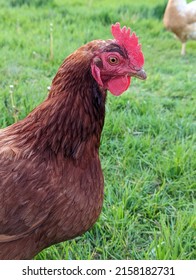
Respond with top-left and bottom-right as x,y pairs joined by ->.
0,41 -> 106,259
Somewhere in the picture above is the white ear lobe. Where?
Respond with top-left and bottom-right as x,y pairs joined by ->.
91,64 -> 103,87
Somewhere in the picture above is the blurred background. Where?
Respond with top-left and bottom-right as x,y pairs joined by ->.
0,0 -> 195,260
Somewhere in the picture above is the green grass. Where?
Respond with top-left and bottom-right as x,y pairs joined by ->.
0,0 -> 195,260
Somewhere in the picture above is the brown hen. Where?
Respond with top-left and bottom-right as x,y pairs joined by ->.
0,23 -> 146,259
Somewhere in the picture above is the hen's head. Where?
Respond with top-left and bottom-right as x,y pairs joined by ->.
91,22 -> 146,96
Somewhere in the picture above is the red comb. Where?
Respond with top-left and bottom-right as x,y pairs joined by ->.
111,22 -> 144,68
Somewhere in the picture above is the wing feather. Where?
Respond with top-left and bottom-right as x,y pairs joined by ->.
0,147 -> 54,240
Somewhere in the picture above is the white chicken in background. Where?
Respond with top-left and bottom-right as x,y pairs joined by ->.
163,0 -> 196,55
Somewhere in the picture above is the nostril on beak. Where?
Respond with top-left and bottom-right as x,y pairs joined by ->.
136,69 -> 147,80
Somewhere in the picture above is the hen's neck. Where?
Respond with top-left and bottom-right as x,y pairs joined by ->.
167,0 -> 186,9
12,51 -> 107,158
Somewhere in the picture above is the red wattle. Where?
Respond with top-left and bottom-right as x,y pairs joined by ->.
107,75 -> 131,96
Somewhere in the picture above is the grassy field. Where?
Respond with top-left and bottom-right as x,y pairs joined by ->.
0,0 -> 195,260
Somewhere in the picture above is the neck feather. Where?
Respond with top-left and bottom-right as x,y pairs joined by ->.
11,51 -> 107,159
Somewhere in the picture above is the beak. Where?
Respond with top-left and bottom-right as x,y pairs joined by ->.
130,68 -> 147,80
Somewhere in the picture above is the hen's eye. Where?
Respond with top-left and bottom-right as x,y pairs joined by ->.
108,56 -> 119,65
